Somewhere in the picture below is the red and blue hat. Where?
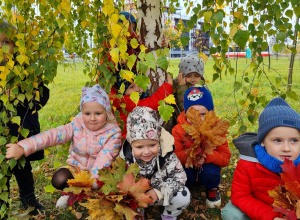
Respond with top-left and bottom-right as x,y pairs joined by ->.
183,87 -> 213,113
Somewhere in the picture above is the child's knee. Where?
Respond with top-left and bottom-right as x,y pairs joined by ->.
222,201 -> 250,220
171,186 -> 191,208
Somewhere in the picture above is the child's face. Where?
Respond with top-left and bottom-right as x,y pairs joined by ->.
82,102 -> 107,131
185,72 -> 203,87
124,82 -> 143,95
131,139 -> 159,162
187,105 -> 208,122
0,32 -> 14,59
262,126 -> 300,161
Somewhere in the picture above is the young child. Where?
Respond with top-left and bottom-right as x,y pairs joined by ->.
111,73 -> 173,140
120,106 -> 190,220
0,18 -> 49,215
174,53 -> 208,113
172,86 -> 231,208
222,97 -> 300,220
6,84 -> 122,209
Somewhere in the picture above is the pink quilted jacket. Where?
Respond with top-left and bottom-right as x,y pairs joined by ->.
18,113 -> 121,179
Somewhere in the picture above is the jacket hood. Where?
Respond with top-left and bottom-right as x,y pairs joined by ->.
233,132 -> 258,162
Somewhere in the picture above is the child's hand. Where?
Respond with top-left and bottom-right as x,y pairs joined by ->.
199,154 -> 206,166
177,73 -> 186,86
161,34 -> 169,48
274,218 -> 284,220
166,73 -> 173,86
146,189 -> 158,204
6,144 -> 24,160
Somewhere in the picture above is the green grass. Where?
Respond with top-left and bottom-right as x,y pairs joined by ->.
9,57 -> 300,219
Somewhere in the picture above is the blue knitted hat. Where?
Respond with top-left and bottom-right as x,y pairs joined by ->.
183,86 -> 213,113
119,12 -> 137,30
257,97 -> 300,144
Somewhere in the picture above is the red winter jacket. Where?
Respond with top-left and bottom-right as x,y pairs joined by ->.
172,111 -> 231,167
112,82 -> 173,140
231,159 -> 282,220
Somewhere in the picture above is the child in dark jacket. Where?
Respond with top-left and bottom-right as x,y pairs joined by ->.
172,86 -> 231,208
222,97 -> 300,220
120,106 -> 190,220
0,18 -> 49,216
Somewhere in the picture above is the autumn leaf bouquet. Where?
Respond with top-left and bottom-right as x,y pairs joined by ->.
181,108 -> 229,168
269,159 -> 300,219
62,157 -> 152,220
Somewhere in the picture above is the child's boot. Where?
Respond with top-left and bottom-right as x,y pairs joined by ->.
56,192 -> 69,209
20,192 -> 45,216
161,215 -> 176,220
206,187 -> 221,208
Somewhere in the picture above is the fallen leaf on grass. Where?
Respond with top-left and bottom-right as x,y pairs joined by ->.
200,213 -> 208,220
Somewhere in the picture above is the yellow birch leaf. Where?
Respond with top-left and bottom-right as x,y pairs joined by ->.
204,11 -> 212,22
253,18 -> 259,27
140,45 -> 147,52
81,20 -> 90,29
11,116 -> 20,126
17,15 -> 24,23
130,92 -> 139,106
61,0 -> 71,13
164,94 -> 176,104
130,38 -> 139,49
229,24 -> 239,39
103,4 -> 115,16
110,48 -> 120,66
119,43 -> 127,57
119,69 -> 134,83
57,18 -> 66,28
111,23 -> 122,39
200,53 -> 208,63
16,55 -> 26,65
83,0 -> 90,5
110,13 -> 119,23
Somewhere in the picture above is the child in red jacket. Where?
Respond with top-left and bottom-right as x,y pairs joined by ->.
172,86 -> 231,208
112,73 -> 173,140
222,97 -> 300,220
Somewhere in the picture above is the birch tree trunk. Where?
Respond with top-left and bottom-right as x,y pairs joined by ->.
137,0 -> 166,96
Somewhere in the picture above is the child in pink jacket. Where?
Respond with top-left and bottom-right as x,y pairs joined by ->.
6,84 -> 122,209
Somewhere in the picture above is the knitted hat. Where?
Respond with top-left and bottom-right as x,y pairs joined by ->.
183,86 -> 214,113
179,53 -> 204,77
126,106 -> 161,144
0,18 -> 17,32
119,11 -> 137,31
80,84 -> 111,113
257,97 -> 300,144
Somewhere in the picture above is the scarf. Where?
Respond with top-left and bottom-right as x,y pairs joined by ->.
255,144 -> 300,173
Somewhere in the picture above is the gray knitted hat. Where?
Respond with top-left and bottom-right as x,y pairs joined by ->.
0,18 -> 17,32
178,53 -> 204,77
257,97 -> 300,144
126,106 -> 161,144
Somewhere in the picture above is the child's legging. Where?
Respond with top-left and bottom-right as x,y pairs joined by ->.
154,186 -> 191,217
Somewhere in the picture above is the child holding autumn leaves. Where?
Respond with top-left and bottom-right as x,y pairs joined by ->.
222,97 -> 300,220
172,86 -> 231,208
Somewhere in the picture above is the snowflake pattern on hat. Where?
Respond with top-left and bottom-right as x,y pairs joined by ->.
80,84 -> 111,113
126,106 -> 161,144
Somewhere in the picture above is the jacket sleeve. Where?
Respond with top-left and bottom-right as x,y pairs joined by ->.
204,138 -> 231,168
18,123 -> 74,157
90,125 -> 122,179
152,153 -> 187,202
122,82 -> 173,112
172,125 -> 187,165
231,160 -> 281,220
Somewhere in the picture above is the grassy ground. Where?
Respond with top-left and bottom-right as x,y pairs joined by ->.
9,56 -> 300,219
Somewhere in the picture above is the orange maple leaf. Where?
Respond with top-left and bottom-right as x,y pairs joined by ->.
64,170 -> 95,195
117,172 -> 152,208
181,108 -> 229,168
269,160 -> 300,219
